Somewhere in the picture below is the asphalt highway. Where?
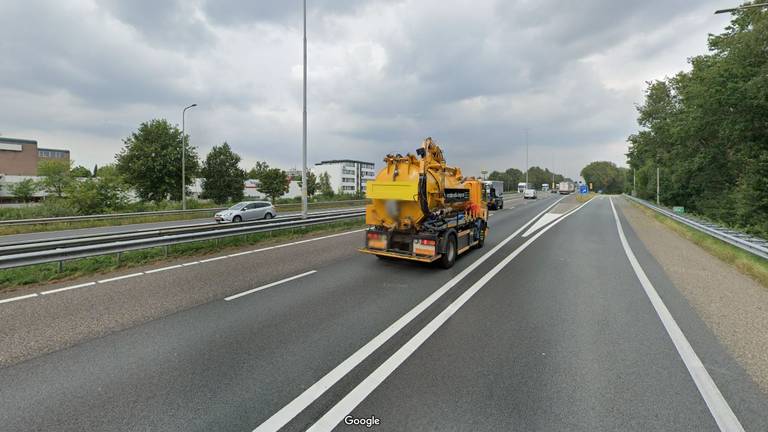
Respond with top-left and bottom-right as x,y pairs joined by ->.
0,194 -> 766,431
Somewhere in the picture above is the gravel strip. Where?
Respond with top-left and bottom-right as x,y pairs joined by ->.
618,198 -> 768,394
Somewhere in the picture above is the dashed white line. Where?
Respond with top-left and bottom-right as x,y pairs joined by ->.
609,198 -> 744,432
0,293 -> 38,304
145,264 -> 184,274
40,282 -> 96,295
97,272 -> 144,283
306,197 -> 595,432
224,270 -> 317,301
252,197 -> 566,432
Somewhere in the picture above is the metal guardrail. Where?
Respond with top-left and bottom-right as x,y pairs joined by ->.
624,194 -> 768,260
0,199 -> 369,226
0,210 -> 365,269
0,208 -> 365,255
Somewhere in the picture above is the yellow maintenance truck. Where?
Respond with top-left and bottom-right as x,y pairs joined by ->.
359,137 -> 488,268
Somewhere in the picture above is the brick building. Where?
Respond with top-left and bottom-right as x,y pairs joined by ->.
0,137 -> 70,175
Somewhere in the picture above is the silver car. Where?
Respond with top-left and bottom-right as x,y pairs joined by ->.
215,201 -> 277,223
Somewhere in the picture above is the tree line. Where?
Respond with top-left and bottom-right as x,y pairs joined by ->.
6,118 -> 342,214
626,6 -> 767,236
487,166 -> 568,191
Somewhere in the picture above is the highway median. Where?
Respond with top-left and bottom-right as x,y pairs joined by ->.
0,217 -> 364,293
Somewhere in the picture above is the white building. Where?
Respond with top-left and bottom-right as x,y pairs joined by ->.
312,159 -> 375,195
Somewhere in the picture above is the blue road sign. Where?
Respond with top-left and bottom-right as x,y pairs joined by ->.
579,185 -> 588,194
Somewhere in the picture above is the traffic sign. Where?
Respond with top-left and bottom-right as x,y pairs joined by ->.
579,185 -> 588,194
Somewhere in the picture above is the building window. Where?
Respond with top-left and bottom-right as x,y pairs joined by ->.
342,169 -> 355,175
342,177 -> 354,183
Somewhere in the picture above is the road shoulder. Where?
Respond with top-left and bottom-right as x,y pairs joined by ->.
617,197 -> 768,395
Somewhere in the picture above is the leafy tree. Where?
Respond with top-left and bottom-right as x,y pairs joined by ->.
318,172 -> 334,197
10,179 -> 37,202
247,161 -> 270,180
200,142 -> 246,204
580,161 -> 626,193
296,171 -> 318,196
65,168 -> 129,214
70,165 -> 92,178
115,119 -> 199,202
257,168 -> 290,202
93,164 -> 98,176
37,159 -> 73,197
626,6 -> 768,235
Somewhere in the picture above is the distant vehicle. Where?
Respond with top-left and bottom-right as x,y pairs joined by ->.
541,183 -> 549,192
523,188 -> 537,199
215,201 -> 276,223
517,182 -> 527,193
483,180 -> 504,210
558,181 -> 575,195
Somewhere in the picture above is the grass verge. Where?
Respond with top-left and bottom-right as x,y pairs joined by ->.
0,218 -> 365,293
628,198 -> 768,288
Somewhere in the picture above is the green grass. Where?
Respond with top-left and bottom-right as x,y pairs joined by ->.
629,199 -> 768,288
0,218 -> 365,293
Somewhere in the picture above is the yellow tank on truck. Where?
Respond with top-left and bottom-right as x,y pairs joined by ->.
361,137 -> 488,268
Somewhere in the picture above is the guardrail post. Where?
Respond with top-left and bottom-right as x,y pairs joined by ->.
116,252 -> 121,266
58,260 -> 63,273
163,245 -> 168,258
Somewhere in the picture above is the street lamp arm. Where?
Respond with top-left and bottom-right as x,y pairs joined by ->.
715,2 -> 768,14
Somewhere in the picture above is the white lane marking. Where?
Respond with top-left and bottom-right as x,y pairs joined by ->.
0,293 -> 38,305
224,270 -> 317,301
200,256 -> 228,263
609,198 -> 744,432
182,261 -> 200,267
40,282 -> 96,295
252,197 -> 566,432
228,251 -> 254,257
145,264 -> 184,274
522,212 -> 563,237
308,198 -> 595,431
97,272 -> 144,283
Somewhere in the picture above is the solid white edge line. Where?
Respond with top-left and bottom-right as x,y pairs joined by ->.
200,256 -> 228,263
0,293 -> 38,304
97,272 -> 144,283
307,197 -> 595,432
609,198 -> 744,432
40,282 -> 96,295
182,261 -> 200,266
252,196 -> 567,432
224,270 -> 317,301
145,264 -> 184,274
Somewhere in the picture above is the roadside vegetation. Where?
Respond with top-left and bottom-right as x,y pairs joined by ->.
487,166 -> 569,191
0,120 -> 367,234
626,6 -> 768,238
0,218 -> 365,293
628,199 -> 768,289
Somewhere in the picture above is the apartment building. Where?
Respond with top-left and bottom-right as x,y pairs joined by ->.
312,159 -> 375,195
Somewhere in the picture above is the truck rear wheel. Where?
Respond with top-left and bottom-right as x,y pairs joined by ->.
439,234 -> 457,269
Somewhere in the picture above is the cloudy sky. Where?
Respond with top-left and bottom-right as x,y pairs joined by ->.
0,1 -> 734,179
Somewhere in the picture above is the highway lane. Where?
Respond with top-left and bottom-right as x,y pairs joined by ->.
0,193 -> 549,431
0,208 -> 365,246
0,195 -> 525,245
311,197 -> 768,431
2,194 -> 761,432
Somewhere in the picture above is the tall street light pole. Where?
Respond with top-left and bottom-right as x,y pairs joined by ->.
301,0 -> 308,219
524,128 -> 529,187
182,103 -> 197,211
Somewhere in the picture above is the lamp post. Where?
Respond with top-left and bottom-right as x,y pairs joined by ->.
524,128 -> 529,187
182,103 -> 197,210
301,0 -> 308,219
